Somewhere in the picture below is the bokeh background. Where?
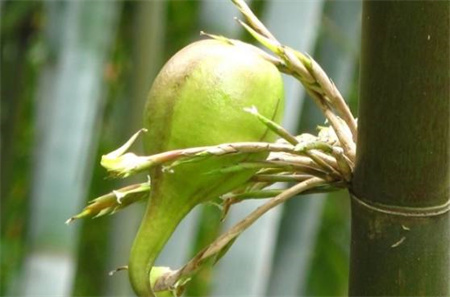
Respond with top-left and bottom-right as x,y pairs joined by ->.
1,1 -> 361,296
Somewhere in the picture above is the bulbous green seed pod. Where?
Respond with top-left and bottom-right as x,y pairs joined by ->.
129,39 -> 284,296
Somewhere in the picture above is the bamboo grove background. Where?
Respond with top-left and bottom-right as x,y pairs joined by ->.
1,1 -> 361,295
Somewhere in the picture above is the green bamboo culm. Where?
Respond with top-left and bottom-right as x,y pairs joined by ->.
350,1 -> 449,296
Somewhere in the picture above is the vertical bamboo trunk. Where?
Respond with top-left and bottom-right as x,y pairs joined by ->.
21,2 -> 119,295
350,1 -> 449,296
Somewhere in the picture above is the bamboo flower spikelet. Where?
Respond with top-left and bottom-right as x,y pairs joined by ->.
67,0 -> 358,296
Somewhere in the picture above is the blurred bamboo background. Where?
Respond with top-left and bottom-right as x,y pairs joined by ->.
1,1 -> 361,295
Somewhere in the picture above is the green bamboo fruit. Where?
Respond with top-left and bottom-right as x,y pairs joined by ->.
128,39 -> 284,296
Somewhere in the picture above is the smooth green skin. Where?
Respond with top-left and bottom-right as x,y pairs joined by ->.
128,40 -> 284,297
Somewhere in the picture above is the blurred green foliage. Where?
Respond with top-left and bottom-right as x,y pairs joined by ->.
165,1 -> 200,59
1,2 -> 43,294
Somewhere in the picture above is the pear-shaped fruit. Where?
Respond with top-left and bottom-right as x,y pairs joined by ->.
129,39 -> 284,296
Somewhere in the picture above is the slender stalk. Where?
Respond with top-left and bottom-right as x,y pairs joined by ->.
153,177 -> 326,291
350,1 -> 449,296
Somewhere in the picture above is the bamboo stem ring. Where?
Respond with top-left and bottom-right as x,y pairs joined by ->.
350,194 -> 450,217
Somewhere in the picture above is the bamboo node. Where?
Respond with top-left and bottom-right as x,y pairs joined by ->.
350,194 -> 450,217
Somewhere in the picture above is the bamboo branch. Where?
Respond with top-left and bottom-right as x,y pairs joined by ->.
66,181 -> 150,223
153,177 -> 326,292
230,0 -> 357,156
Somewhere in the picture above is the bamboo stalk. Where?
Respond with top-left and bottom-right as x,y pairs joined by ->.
350,1 -> 450,295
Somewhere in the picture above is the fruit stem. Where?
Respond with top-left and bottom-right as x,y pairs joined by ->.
128,178 -> 193,297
